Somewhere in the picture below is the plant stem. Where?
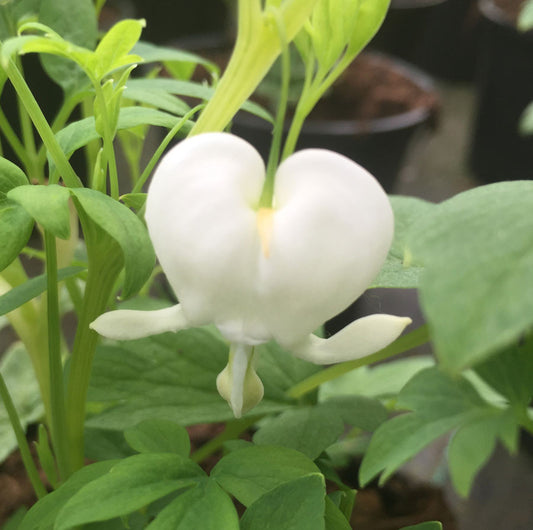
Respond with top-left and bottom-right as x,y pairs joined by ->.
286,325 -> 430,399
0,372 -> 47,499
259,7 -> 290,209
191,416 -> 258,463
4,59 -> 82,188
132,104 -> 205,194
44,230 -> 71,480
0,106 -> 32,171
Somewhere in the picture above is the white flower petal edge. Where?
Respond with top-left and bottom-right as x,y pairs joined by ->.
90,305 -> 187,340
91,132 -> 412,417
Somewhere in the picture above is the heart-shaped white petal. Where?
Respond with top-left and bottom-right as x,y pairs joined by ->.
145,132 -> 394,348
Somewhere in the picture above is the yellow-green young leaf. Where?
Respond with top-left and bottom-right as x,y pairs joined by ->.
92,19 -> 146,80
347,0 -> 390,55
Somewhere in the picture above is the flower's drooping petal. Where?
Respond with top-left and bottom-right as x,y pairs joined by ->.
289,314 -> 412,364
89,304 -> 187,340
261,149 -> 394,346
145,133 -> 270,345
216,343 -> 264,418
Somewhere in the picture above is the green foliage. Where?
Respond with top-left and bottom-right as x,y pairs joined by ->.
34,424 -> 59,488
0,157 -> 29,194
518,0 -> 533,31
371,196 -> 434,288
211,445 -> 321,507
8,184 -> 71,239
240,474 -> 326,530
54,454 -> 204,529
408,181 -> 533,371
124,419 -> 191,457
0,343 -> 44,463
0,266 -> 83,317
400,523 -> 442,530
360,367 -> 523,496
70,188 -> 155,299
39,0 -> 97,93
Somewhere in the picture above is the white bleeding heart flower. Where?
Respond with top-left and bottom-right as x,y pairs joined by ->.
91,132 -> 411,417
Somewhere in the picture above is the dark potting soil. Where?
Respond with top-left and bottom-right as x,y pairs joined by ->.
493,0 -> 526,22
306,54 -> 439,124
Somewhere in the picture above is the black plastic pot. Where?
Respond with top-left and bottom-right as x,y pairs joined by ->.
470,0 -> 533,182
370,0 -> 482,80
232,53 -> 438,193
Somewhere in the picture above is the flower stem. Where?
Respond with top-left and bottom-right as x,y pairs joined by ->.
0,372 -> 47,499
44,230 -> 71,480
286,325 -> 430,399
4,59 -> 82,188
190,416 -> 258,464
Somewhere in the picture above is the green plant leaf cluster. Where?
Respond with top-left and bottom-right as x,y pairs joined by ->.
407,181 -> 533,371
20,424 -> 344,530
360,365 -> 525,497
0,343 -> 44,462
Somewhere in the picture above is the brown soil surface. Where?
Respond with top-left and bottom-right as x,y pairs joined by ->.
307,54 -> 439,123
493,0 -> 526,22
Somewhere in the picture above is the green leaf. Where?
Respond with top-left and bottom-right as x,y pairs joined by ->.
124,419 -> 190,457
447,413 -> 500,497
35,424 -> 59,488
254,407 -> 344,460
400,523 -> 442,530
0,196 -> 33,273
0,343 -> 44,463
475,336 -> 533,407
0,0 -> 40,39
123,86 -> 190,116
92,19 -> 145,80
0,157 -> 28,194
324,496 -> 351,530
8,184 -> 71,239
359,412 -> 472,487
19,460 -> 117,530
0,266 -> 84,316
87,330 -> 294,430
39,0 -> 97,93
70,188 -> 155,299
409,181 -> 533,370
120,192 -> 146,211
371,196 -> 434,289
83,427 -> 135,461
518,0 -> 533,31
319,356 -> 435,401
3,507 -> 27,530
147,480 -> 239,530
240,474 -> 326,530
396,367 -> 486,422
320,396 -> 389,431
51,107 -> 191,172
212,445 -> 321,507
55,454 -> 204,530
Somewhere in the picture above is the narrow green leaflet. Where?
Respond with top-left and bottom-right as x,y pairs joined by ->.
19,460 -> 118,530
8,184 -> 71,239
447,413 -> 503,497
211,445 -> 321,507
240,474 -> 326,530
124,419 -> 191,457
0,157 -> 29,194
0,196 -> 33,273
408,181 -> 533,371
0,266 -> 84,317
120,192 -> 146,211
401,523 -> 442,530
475,336 -> 533,408
253,407 -> 344,460
91,19 -> 145,80
147,480 -> 239,530
39,0 -> 97,93
0,344 -> 44,463
70,188 -> 155,299
54,453 -> 205,530
123,86 -> 190,116
371,195 -> 434,289
50,107 -> 192,173
35,424 -> 59,488
87,330 -> 295,431
320,396 -> 389,432
324,496 -> 351,530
